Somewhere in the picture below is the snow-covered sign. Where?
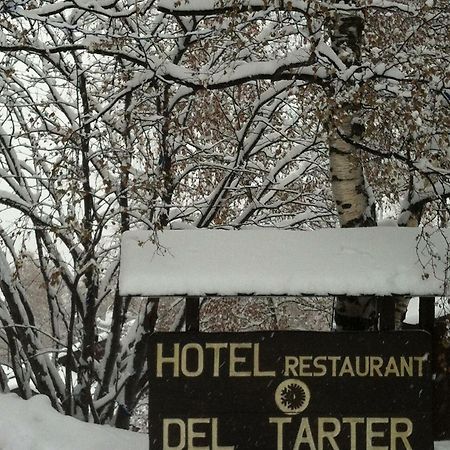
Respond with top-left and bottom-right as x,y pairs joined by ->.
148,331 -> 432,450
119,228 -> 449,297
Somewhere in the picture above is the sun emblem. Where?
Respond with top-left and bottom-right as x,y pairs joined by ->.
275,379 -> 310,414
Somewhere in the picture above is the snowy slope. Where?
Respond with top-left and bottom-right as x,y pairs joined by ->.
0,394 -> 147,450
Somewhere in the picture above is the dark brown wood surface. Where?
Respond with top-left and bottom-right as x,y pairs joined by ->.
148,331 -> 433,450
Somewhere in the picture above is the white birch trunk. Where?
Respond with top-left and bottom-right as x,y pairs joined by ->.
328,6 -> 379,330
329,115 -> 376,228
328,7 -> 415,330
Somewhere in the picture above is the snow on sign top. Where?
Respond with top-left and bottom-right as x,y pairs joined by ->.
119,228 -> 450,297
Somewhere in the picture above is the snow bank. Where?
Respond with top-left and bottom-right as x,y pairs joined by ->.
404,296 -> 449,324
119,228 -> 450,297
0,394 -> 147,450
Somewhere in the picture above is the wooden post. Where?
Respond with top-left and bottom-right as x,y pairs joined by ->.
419,296 -> 435,445
185,296 -> 200,332
379,297 -> 395,331
419,296 -> 435,334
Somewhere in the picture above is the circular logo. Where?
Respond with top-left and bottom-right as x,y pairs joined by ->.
275,379 -> 311,415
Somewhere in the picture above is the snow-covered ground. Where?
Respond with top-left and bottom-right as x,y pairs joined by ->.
0,393 -> 448,449
0,394 -> 147,450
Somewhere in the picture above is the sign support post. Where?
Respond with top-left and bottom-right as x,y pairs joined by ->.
185,296 -> 200,332
419,296 -> 435,335
379,297 -> 395,331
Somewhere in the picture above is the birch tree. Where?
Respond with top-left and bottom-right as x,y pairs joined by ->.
327,0 -> 449,329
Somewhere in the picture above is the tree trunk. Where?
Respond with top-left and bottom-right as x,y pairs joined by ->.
327,5 -> 381,330
328,5 -> 417,330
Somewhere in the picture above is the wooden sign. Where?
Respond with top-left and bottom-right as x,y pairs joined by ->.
148,331 -> 432,450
